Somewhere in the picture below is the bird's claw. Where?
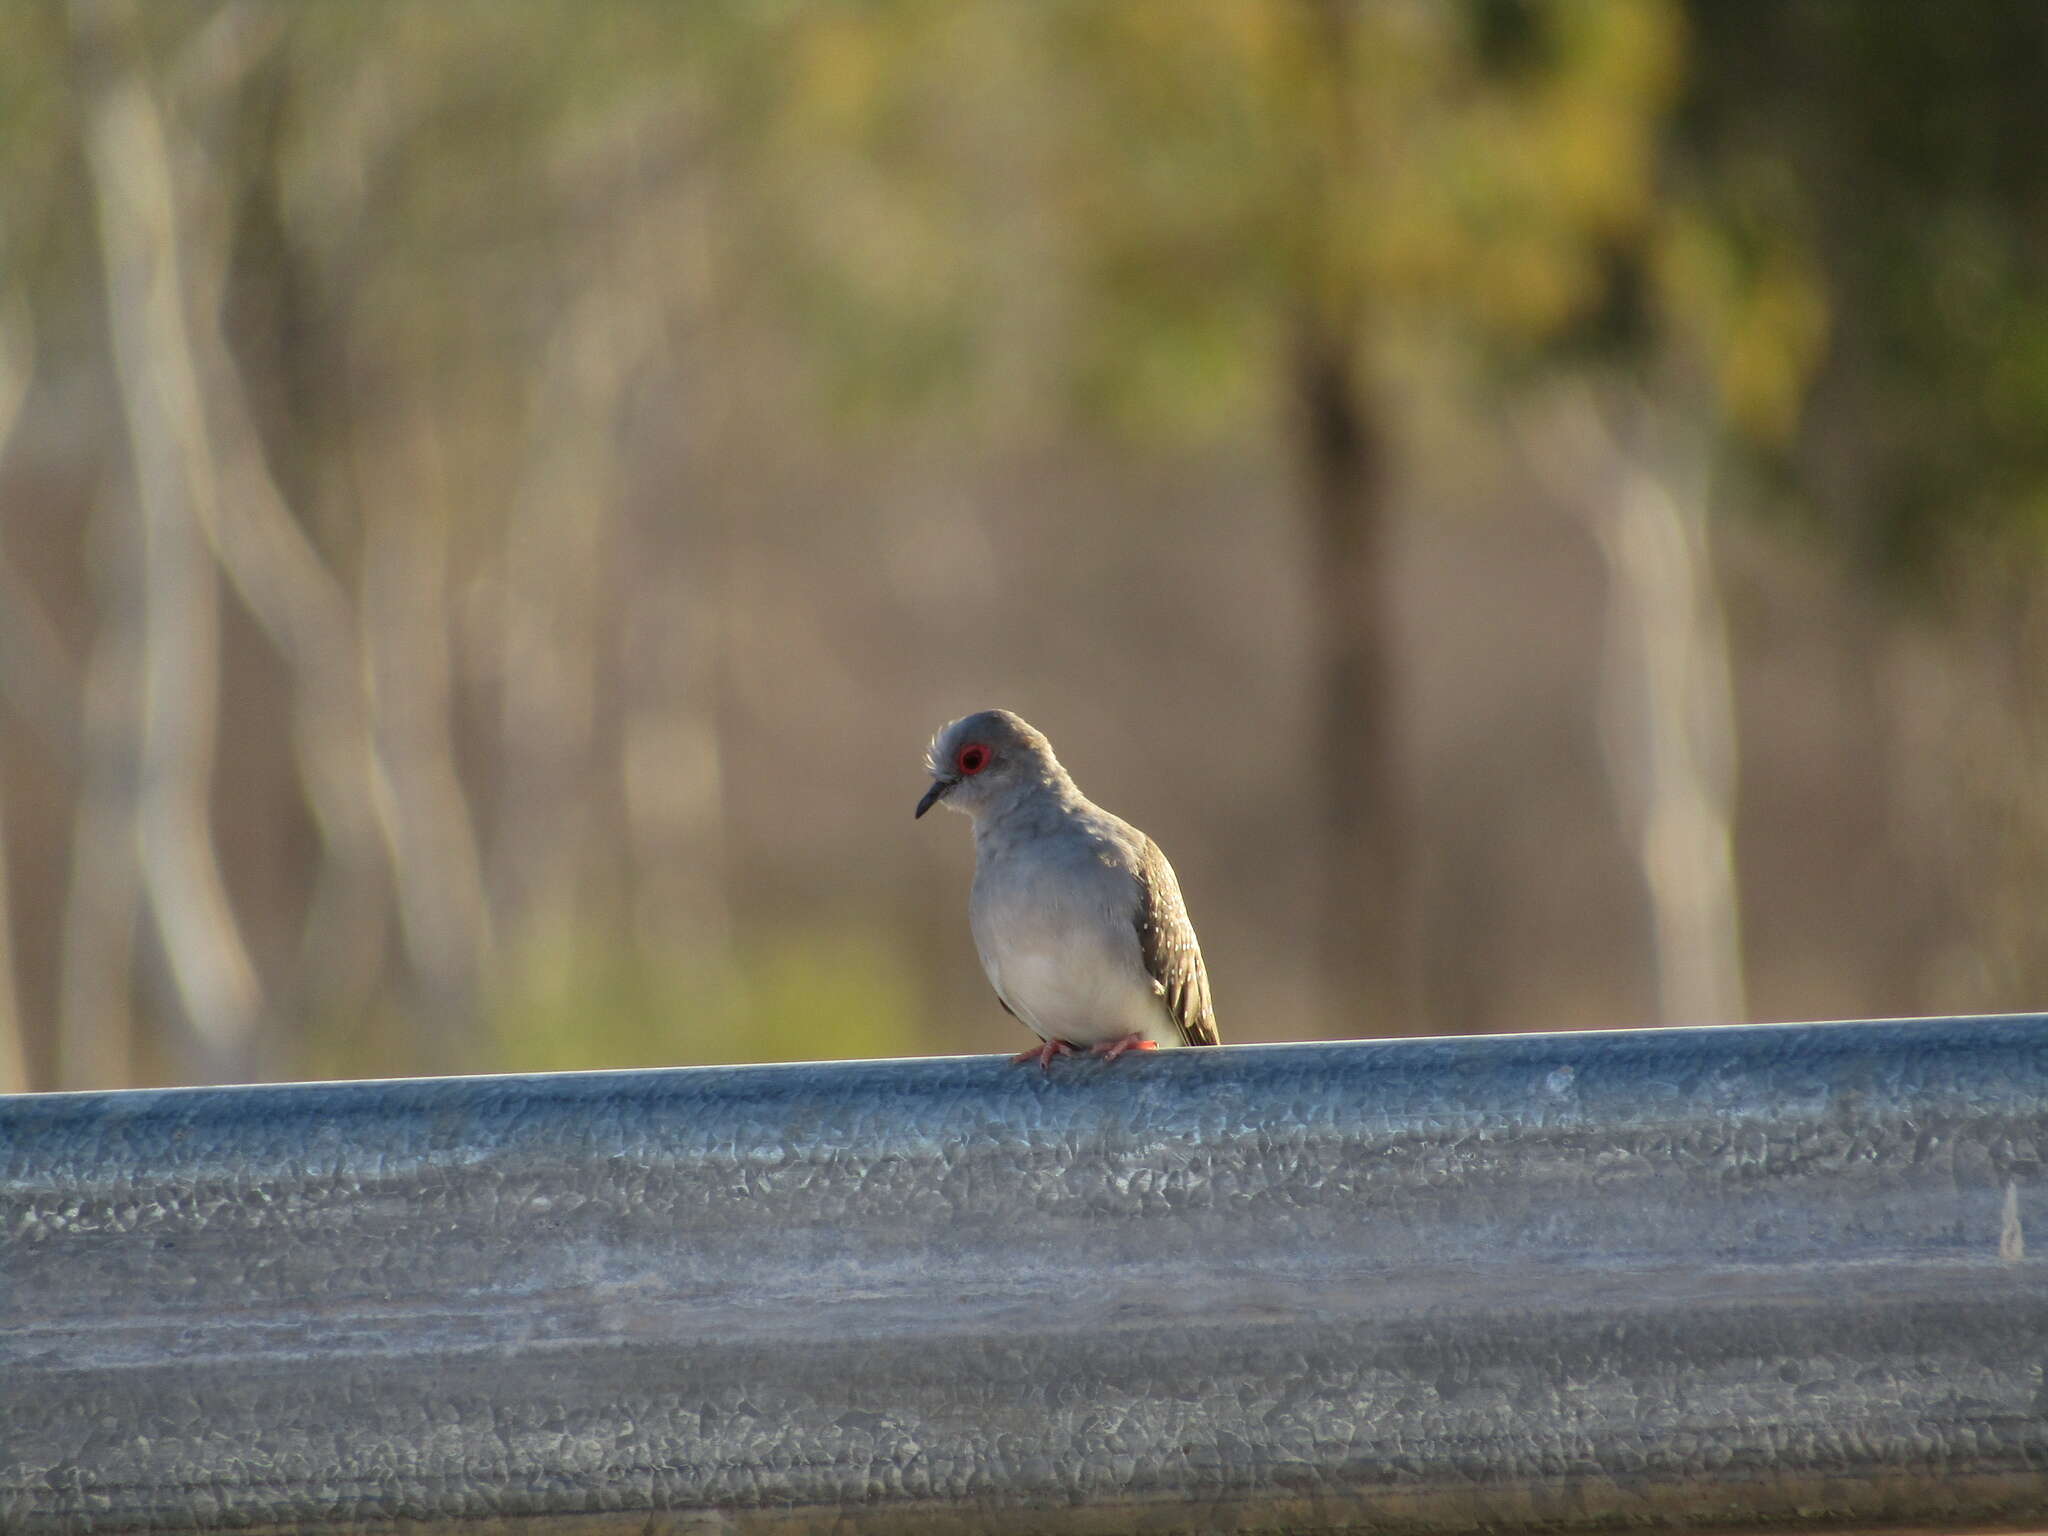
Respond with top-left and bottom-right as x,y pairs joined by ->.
1092,1034 -> 1159,1063
1011,1039 -> 1080,1072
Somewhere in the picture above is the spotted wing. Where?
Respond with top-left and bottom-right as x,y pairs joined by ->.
1134,837 -> 1220,1047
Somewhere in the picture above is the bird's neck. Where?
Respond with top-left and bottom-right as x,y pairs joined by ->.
973,773 -> 1087,852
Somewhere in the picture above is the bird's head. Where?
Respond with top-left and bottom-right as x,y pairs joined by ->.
915,709 -> 1063,820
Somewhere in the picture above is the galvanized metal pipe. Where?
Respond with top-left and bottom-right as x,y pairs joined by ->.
4,1015 -> 2046,1533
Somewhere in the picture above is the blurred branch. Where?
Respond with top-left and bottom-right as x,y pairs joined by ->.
73,0 -> 262,1079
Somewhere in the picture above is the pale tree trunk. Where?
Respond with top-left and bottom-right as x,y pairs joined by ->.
622,174 -> 733,975
0,295 -> 35,1092
619,450 -> 732,980
197,340 -> 391,1038
620,594 -> 732,971
0,93 -> 144,1096
1546,388 -> 1747,1027
55,521 -> 146,1091
0,542 -> 81,767
0,798 -> 26,1095
0,298 -> 82,771
355,408 -> 493,1072
496,135 -> 736,984
74,0 -> 263,1082
44,241 -> 143,1088
159,10 -> 393,1046
1922,571 -> 2048,1013
492,282 -> 641,944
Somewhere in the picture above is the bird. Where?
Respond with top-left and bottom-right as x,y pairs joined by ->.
915,709 -> 1220,1069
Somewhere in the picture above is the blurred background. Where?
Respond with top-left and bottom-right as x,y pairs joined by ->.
3,0 -> 2048,1092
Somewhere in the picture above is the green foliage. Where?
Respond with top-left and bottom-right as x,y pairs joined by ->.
1679,1 -> 2048,581
1651,168 -> 1829,448
482,924 -> 930,1075
1049,0 -> 1686,437
0,4 -> 90,303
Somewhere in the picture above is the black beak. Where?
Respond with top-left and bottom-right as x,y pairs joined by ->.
915,779 -> 954,819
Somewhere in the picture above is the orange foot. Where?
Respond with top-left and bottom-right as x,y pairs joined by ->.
1011,1038 -> 1080,1072
1091,1034 -> 1160,1063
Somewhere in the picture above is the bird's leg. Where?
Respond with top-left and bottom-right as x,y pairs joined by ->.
1092,1034 -> 1160,1062
1010,1038 -> 1079,1072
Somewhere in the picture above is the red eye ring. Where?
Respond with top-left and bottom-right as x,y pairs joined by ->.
956,743 -> 990,776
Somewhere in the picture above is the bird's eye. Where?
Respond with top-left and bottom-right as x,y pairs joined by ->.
957,744 -> 989,776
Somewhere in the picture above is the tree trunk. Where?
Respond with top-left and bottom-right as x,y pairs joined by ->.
354,407 -> 493,1074
0,293 -> 38,1091
74,0 -> 263,1082
1293,328 -> 1416,1035
55,526 -> 146,1091
165,29 -> 394,1066
1553,387 -> 1747,1027
492,282 -> 635,946
1285,0 -> 1419,1037
0,770 -> 26,1093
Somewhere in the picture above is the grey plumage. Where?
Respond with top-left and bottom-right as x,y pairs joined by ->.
916,709 -> 1219,1059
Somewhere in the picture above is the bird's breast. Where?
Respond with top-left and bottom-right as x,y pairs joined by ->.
969,867 -> 1173,1048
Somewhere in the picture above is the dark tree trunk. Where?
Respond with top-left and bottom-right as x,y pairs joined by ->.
1293,327 -> 1416,1035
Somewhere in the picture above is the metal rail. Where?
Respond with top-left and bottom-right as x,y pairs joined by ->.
4,1015 -> 2045,1534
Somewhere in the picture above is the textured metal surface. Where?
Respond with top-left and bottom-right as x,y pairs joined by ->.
3,1016 -> 2046,1535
